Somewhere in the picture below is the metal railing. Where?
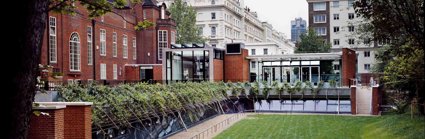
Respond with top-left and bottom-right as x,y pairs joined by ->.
189,113 -> 246,139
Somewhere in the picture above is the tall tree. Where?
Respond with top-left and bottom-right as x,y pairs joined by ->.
354,0 -> 425,114
169,0 -> 204,44
295,29 -> 331,53
5,0 -> 152,138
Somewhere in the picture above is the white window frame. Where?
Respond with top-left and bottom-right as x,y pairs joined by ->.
123,34 -> 128,59
334,14 -> 339,20
334,26 -> 340,32
315,27 -> 327,36
364,64 -> 371,71
349,39 -> 355,45
211,26 -> 216,36
113,64 -> 117,80
100,63 -> 106,80
263,48 -> 268,55
113,32 -> 117,57
364,51 -> 370,57
100,29 -> 106,56
69,32 -> 81,72
49,16 -> 57,63
332,1 -> 339,8
313,15 -> 326,23
313,2 -> 326,11
87,26 -> 93,65
334,39 -> 340,45
171,31 -> 176,44
348,13 -> 355,19
158,30 -> 168,60
132,37 -> 137,60
211,12 -> 216,20
348,26 -> 355,32
251,49 -> 256,55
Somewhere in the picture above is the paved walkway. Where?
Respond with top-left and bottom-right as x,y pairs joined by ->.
168,113 -> 246,139
356,86 -> 372,115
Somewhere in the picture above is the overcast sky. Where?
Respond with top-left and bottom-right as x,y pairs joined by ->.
244,0 -> 308,39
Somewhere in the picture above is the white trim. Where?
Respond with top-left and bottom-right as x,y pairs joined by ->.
112,32 -> 117,57
158,30 -> 168,60
113,64 -> 118,80
49,16 -> 57,63
87,26 -> 93,65
69,32 -> 81,72
123,34 -> 128,59
100,63 -> 107,80
132,37 -> 137,60
100,29 -> 106,56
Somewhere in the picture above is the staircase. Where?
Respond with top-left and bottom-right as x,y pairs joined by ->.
356,86 -> 372,115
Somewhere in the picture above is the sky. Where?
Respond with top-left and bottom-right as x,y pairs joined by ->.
244,0 -> 308,39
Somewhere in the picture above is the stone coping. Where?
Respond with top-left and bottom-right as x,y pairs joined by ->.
33,105 -> 66,110
35,102 -> 93,106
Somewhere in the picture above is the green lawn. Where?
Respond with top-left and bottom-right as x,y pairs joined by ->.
215,114 -> 425,139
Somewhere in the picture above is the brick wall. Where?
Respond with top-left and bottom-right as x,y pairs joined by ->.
63,106 -> 92,139
224,49 -> 249,82
125,66 -> 140,81
29,108 -> 65,139
350,86 -> 357,115
153,65 -> 162,81
29,102 -> 93,139
342,48 -> 356,86
371,86 -> 380,115
213,59 -> 224,81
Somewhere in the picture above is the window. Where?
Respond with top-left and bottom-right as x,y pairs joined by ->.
112,32 -> 117,57
332,1 -> 339,8
113,64 -> 117,80
87,26 -> 93,65
313,15 -> 326,23
197,26 -> 203,36
334,39 -> 340,45
171,31 -> 176,44
49,16 -> 57,63
348,0 -> 354,7
251,49 -> 256,55
123,35 -> 128,59
333,14 -> 339,20
69,32 -> 80,71
313,2 -> 326,11
211,26 -> 216,36
100,63 -> 106,79
211,12 -> 216,20
334,64 -> 340,70
133,37 -> 137,60
251,61 -> 256,68
158,30 -> 168,60
349,39 -> 355,45
100,29 -> 106,56
364,64 -> 371,71
334,26 -> 340,32
348,26 -> 355,32
315,27 -> 326,36
211,44 -> 216,47
211,0 -> 215,5
364,51 -> 370,57
263,48 -> 268,55
364,38 -> 371,44
348,13 -> 355,19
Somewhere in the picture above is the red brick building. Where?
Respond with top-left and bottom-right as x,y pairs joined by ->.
40,0 -> 175,82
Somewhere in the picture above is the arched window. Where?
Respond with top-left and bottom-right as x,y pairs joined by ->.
69,32 -> 80,71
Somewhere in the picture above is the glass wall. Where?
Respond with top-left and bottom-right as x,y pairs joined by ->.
166,50 -> 211,82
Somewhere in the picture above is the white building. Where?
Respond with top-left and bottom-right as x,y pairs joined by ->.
159,0 -> 293,53
307,0 -> 379,80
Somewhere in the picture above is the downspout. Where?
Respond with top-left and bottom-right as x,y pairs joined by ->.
92,19 -> 96,80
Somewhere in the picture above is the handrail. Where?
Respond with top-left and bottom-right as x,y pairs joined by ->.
189,113 -> 246,139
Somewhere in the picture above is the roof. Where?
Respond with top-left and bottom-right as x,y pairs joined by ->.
246,52 -> 342,61
142,0 -> 157,6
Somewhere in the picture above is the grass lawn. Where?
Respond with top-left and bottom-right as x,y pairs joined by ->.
215,114 -> 425,139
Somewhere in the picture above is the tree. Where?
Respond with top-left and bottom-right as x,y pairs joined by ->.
6,0 -> 151,138
295,29 -> 331,53
169,0 -> 204,44
354,0 -> 425,114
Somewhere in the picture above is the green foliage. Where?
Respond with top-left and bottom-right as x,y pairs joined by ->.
58,82 -> 227,127
169,0 -> 205,44
295,29 -> 331,53
134,20 -> 155,31
329,80 -> 337,88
